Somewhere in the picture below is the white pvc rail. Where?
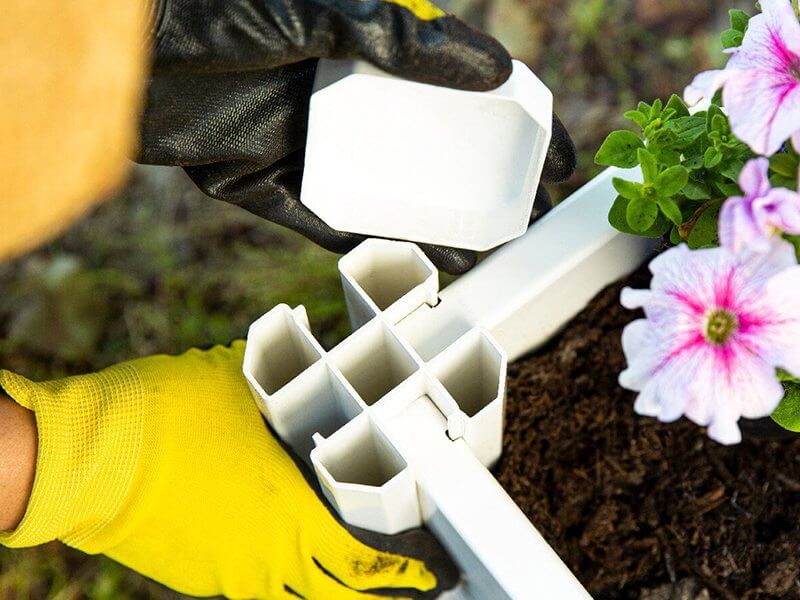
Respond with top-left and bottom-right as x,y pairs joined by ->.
243,167 -> 657,598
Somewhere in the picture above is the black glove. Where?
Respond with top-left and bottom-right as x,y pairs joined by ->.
139,0 -> 576,273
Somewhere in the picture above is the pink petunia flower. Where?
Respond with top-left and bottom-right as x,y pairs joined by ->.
619,239 -> 800,444
684,0 -> 800,155
719,158 -> 800,253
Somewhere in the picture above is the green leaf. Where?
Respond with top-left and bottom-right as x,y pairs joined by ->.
656,165 -> 689,197
771,381 -> 800,432
627,197 -> 659,232
608,196 -> 671,237
721,28 -> 744,49
624,110 -> 648,129
706,104 -> 725,132
595,131 -> 645,168
682,180 -> 712,200
656,149 -> 682,167
612,178 -> 644,200
665,94 -> 690,118
729,8 -> 750,32
720,160 -> 745,183
667,115 -> 706,144
784,233 -> 800,261
669,224 -> 682,245
770,153 -> 799,178
711,114 -> 728,134
638,148 -> 658,183
772,173 -> 797,189
657,197 -> 683,226
778,368 -> 800,384
687,201 -> 722,248
650,99 -> 663,119
704,147 -> 723,168
682,155 -> 705,171
714,180 -> 742,197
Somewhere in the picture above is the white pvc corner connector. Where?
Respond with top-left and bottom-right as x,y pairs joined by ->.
300,59 -> 553,251
244,168 -> 658,599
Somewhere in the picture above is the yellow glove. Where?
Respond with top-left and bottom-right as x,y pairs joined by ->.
0,342 -> 455,599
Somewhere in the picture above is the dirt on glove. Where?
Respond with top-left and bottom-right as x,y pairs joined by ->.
495,268 -> 800,600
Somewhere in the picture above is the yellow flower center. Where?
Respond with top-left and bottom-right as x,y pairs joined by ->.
704,309 -> 739,345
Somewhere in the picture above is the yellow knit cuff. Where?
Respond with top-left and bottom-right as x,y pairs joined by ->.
0,365 -> 144,551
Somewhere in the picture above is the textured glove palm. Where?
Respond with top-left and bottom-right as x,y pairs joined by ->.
138,0 -> 576,273
0,342 -> 456,599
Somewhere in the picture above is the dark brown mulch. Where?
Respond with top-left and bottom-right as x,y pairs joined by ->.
495,268 -> 800,600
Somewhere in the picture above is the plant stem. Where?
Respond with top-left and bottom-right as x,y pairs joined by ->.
678,200 -> 719,241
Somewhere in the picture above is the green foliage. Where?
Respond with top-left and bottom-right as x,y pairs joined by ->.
594,94 -> 755,244
608,196 -> 671,237
772,371 -> 800,432
721,8 -> 751,49
595,130 -> 644,168
685,200 -> 723,248
770,147 -> 800,189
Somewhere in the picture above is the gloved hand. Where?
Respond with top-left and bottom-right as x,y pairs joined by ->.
138,0 -> 576,274
0,342 -> 457,599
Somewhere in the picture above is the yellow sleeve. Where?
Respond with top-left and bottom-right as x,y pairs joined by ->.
0,361 -> 153,550
0,344 -> 438,599
0,1 -> 148,261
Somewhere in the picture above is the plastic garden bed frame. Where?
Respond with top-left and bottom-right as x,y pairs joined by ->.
243,167 -> 658,598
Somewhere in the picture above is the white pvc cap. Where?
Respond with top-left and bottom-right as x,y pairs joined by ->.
301,59 -> 553,251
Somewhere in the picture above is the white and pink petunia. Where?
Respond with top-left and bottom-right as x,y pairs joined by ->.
619,239 -> 800,444
719,158 -> 800,253
684,0 -> 800,155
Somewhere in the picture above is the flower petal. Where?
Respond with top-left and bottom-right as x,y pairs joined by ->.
734,353 -> 786,418
619,319 -> 659,390
729,0 -> 800,72
620,287 -> 651,309
739,157 -> 771,197
707,412 -> 742,445
649,245 -> 732,318
724,69 -> 800,155
619,236 -> 800,445
763,188 -> 800,235
633,383 -> 660,418
762,0 -> 800,48
736,236 -> 798,294
684,69 -> 738,105
762,264 -> 800,375
792,131 -> 800,152
719,195 -> 772,253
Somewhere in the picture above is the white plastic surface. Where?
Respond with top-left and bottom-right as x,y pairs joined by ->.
244,168 -> 657,598
396,166 -> 658,362
300,59 -> 553,251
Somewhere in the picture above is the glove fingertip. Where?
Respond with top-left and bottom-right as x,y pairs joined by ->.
541,113 -> 577,184
430,18 -> 512,91
530,185 -> 552,224
418,244 -> 478,275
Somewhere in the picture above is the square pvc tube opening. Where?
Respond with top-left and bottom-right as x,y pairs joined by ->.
433,332 -> 503,418
330,321 -> 420,406
341,243 -> 435,311
280,364 -> 364,455
318,417 -> 407,487
247,309 -> 322,395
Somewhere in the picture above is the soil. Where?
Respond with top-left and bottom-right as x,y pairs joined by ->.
495,268 -> 800,600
